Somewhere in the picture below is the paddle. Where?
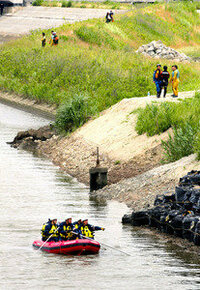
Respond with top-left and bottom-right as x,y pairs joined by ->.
38,227 -> 60,251
72,231 -> 132,256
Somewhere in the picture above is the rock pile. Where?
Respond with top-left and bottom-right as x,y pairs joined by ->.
136,40 -> 191,62
122,170 -> 200,246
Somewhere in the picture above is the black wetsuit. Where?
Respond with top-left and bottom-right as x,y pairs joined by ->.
161,70 -> 170,97
0,3 -> 4,16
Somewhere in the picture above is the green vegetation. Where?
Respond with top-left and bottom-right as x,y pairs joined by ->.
55,94 -> 91,133
161,123 -> 197,163
32,0 -> 43,6
61,1 -> 72,8
39,0 -> 128,10
0,2 -> 200,134
136,92 -> 200,162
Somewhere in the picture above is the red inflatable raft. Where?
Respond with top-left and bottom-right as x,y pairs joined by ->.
33,239 -> 100,255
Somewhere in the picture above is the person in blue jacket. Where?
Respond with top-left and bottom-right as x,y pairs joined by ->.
41,218 -> 59,242
153,64 -> 162,98
79,219 -> 105,239
59,218 -> 75,240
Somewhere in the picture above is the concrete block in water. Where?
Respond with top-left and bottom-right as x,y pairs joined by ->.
89,167 -> 108,192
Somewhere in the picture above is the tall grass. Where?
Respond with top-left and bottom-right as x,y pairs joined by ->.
55,94 -> 91,133
136,92 -> 200,162
161,123 -> 197,162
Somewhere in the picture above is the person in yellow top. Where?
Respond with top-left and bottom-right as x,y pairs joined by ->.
170,65 -> 180,98
41,32 -> 46,47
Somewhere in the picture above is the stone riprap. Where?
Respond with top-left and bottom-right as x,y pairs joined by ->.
136,40 -> 191,62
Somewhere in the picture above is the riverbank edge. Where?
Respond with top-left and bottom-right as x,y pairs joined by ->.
0,92 -> 56,120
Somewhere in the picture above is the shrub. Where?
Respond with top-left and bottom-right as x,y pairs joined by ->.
161,123 -> 197,163
55,94 -> 91,133
135,103 -> 174,136
74,26 -> 102,46
32,0 -> 43,6
62,1 -> 72,7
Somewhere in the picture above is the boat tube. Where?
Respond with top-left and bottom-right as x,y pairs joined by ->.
33,239 -> 100,255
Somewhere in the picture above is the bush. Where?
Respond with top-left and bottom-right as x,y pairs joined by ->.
62,1 -> 72,7
32,0 -> 43,6
74,26 -> 102,46
135,103 -> 174,136
161,123 -> 197,163
55,94 -> 91,133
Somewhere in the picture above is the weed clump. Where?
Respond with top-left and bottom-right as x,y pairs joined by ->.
136,92 -> 200,162
55,94 -> 91,133
161,123 -> 197,162
32,0 -> 43,6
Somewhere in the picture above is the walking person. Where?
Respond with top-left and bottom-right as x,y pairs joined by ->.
161,66 -> 170,98
153,64 -> 162,98
41,32 -> 46,47
170,65 -> 180,98
0,3 -> 4,16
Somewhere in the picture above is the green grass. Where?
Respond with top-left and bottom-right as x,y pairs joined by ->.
40,0 -> 130,9
0,2 -> 200,133
136,92 -> 200,162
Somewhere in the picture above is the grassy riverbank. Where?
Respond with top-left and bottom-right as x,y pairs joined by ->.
136,92 -> 200,162
0,2 -> 199,132
33,0 -> 131,10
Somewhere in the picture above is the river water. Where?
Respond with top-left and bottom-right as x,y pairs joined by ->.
0,102 -> 200,290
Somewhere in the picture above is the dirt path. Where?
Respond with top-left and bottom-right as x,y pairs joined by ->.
0,7 -> 124,35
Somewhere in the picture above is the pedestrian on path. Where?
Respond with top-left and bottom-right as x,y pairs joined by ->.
170,65 -> 180,98
49,31 -> 59,46
153,64 -> 162,98
105,10 -> 114,23
0,3 -> 4,16
41,32 -> 46,47
161,66 -> 170,98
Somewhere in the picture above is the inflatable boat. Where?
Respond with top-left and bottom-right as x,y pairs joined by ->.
33,239 -> 100,255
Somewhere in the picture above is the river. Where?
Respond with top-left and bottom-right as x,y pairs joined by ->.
0,102 -> 200,290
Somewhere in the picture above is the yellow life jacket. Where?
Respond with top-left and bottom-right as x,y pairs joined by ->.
41,223 -> 47,238
80,225 -> 94,238
74,223 -> 79,229
49,224 -> 58,238
60,224 -> 73,239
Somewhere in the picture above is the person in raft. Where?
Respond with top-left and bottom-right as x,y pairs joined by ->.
170,65 -> 180,98
73,219 -> 82,230
78,219 -> 105,239
41,32 -> 46,47
59,218 -> 75,241
41,218 -> 59,242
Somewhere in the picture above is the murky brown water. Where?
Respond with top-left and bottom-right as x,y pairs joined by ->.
0,102 -> 200,290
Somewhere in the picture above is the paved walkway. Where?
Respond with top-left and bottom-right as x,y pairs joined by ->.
0,7 -> 124,35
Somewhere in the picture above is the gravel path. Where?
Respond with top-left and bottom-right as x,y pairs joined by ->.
0,7 -> 124,35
